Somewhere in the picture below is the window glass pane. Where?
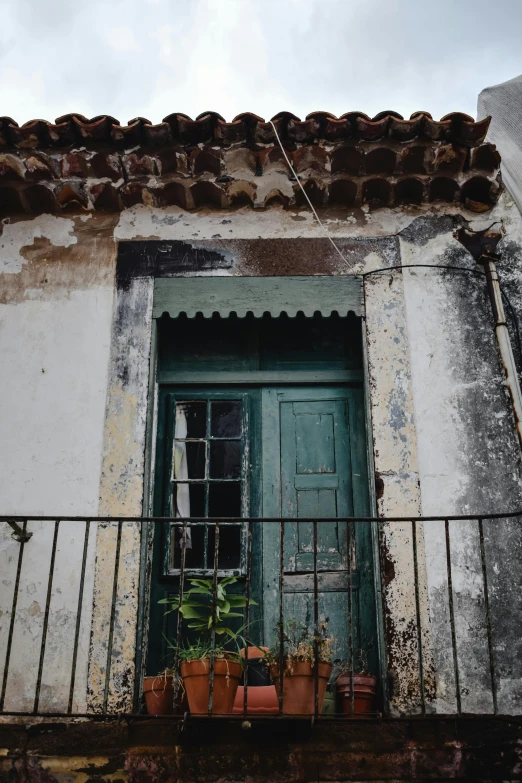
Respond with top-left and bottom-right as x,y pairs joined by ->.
173,440 -> 206,480
209,441 -> 241,479
211,401 -> 241,438
208,482 -> 241,517
207,524 -> 242,570
173,482 -> 205,518
176,401 -> 206,439
171,523 -> 206,570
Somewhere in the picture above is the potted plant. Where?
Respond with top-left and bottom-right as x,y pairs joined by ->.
232,645 -> 279,715
333,650 -> 377,715
266,618 -> 334,715
157,576 -> 255,715
142,669 -> 187,716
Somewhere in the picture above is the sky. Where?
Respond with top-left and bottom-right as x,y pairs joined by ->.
1,0 -> 521,126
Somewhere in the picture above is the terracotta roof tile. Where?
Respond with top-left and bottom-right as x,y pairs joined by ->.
0,110 -> 500,215
0,111 -> 491,149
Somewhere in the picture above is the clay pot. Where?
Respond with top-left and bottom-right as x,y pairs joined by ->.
181,657 -> 242,714
336,674 -> 377,715
143,675 -> 177,715
240,646 -> 269,658
270,660 -> 333,715
232,685 -> 279,714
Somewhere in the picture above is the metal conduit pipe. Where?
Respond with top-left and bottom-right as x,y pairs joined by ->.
457,226 -> 522,451
480,254 -> 522,446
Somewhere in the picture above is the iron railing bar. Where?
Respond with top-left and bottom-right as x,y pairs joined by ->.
173,521 -> 188,709
411,519 -> 426,716
207,520 -> 220,716
5,509 -> 522,523
172,478 -> 246,484
376,520 -> 390,717
4,510 -> 522,523
348,518 -> 354,717
33,519 -> 60,714
313,519 -> 319,719
0,520 -> 28,711
203,402 -> 211,568
67,520 -> 91,714
478,517 -> 498,715
444,518 -> 461,715
243,518 -> 253,718
174,437 -> 243,441
6,519 -> 33,543
102,520 -> 123,713
278,518 -> 285,716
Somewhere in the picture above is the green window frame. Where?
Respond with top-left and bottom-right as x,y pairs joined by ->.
154,388 -> 261,579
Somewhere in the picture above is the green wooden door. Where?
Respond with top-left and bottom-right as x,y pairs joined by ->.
262,387 -> 378,671
148,385 -> 378,678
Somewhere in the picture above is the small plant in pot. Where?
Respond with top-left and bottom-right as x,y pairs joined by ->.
333,650 -> 377,716
158,576 -> 256,715
266,617 -> 334,715
142,669 -> 188,716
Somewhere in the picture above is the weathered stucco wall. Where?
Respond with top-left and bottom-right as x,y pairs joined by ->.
0,214 -> 116,713
2,198 -> 522,718
400,199 -> 522,715
2,716 -> 522,783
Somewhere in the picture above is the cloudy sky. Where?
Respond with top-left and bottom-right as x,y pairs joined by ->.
1,0 -> 521,126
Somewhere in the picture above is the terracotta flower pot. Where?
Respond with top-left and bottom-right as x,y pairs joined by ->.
181,657 -> 242,714
240,646 -> 269,659
232,685 -> 279,714
143,675 -> 177,716
336,674 -> 377,715
270,660 -> 333,715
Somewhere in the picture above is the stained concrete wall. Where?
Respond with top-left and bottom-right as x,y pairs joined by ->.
2,716 -> 522,783
1,197 -> 522,717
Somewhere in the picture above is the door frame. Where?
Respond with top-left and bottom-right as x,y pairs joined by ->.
134,320 -> 388,712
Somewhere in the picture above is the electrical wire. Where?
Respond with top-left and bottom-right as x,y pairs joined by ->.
362,264 -> 485,279
363,263 -> 522,383
269,119 -> 348,267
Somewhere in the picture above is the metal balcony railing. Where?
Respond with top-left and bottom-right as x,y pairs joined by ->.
1,512 -> 520,720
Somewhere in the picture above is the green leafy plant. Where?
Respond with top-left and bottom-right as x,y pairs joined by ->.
159,576 -> 257,650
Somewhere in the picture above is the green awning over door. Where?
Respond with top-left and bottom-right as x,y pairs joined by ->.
152,275 -> 364,319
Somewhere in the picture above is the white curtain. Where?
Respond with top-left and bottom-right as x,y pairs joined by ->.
173,405 -> 192,548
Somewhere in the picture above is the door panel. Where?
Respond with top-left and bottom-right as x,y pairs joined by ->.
281,398 -> 351,571
262,387 -> 378,671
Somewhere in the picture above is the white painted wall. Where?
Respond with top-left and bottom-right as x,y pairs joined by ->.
0,215 -> 114,712
401,197 -> 522,714
1,200 -> 521,716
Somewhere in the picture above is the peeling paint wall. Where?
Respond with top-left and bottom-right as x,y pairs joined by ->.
2,198 -> 522,719
400,201 -> 522,715
2,716 -> 522,783
0,214 -> 117,713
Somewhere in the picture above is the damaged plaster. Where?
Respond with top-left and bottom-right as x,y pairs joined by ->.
0,214 -> 77,274
2,195 -> 522,719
